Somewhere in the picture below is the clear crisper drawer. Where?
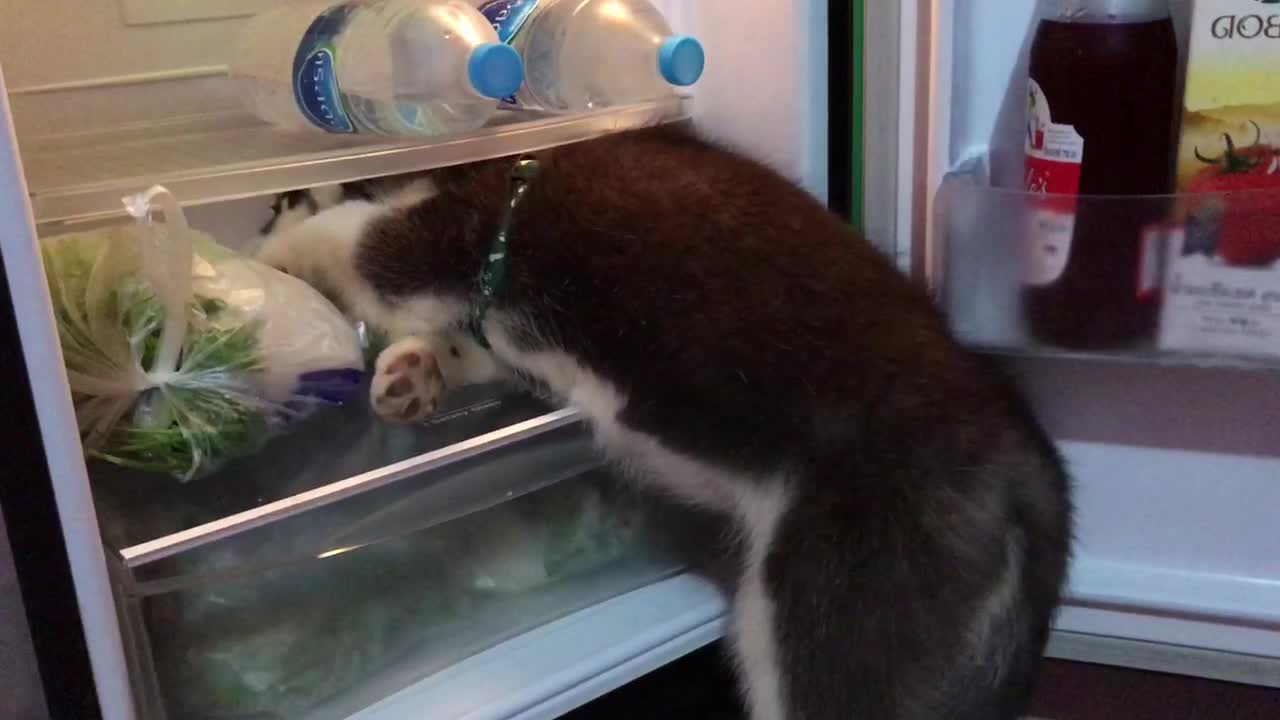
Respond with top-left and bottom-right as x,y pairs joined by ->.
122,469 -> 678,720
934,173 -> 1280,371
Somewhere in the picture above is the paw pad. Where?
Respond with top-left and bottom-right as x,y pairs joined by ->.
370,338 -> 445,424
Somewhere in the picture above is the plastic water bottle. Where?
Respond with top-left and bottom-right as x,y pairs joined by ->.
477,0 -> 705,113
231,0 -> 524,136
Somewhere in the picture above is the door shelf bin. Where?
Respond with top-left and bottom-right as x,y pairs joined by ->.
933,176 -> 1280,371
118,469 -> 679,720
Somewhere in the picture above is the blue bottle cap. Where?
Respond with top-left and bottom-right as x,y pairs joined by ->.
469,43 -> 524,99
658,35 -> 705,87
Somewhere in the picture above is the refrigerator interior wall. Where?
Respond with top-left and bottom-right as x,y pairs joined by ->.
913,0 -> 1280,661
655,0 -> 829,198
0,1 -> 828,718
0,0 -> 239,137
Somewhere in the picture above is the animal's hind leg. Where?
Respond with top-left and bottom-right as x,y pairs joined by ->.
760,495 -> 1029,720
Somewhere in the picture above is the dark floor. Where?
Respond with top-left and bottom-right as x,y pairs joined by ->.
1028,659 -> 1280,720
565,643 -> 742,720
565,642 -> 1280,720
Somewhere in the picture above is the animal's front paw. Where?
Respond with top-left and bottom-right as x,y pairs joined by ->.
371,337 -> 445,423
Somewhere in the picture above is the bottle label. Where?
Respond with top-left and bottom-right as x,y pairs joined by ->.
1136,222 -> 1168,301
1023,78 -> 1084,286
477,0 -> 540,107
478,0 -> 540,44
1159,224 -> 1280,356
293,2 -> 359,134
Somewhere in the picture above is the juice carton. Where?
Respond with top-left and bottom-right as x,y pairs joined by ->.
1160,0 -> 1280,357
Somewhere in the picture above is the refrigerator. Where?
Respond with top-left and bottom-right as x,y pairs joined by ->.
0,1 -> 1277,719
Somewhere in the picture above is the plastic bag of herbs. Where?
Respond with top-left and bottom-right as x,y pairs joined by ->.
41,186 -> 364,481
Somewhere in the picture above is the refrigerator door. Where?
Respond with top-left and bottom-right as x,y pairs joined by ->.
0,66 -> 127,720
882,0 -> 1280,679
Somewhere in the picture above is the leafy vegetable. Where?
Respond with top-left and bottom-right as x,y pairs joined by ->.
41,191 -> 363,481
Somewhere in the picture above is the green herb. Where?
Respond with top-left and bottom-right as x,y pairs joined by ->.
42,233 -> 276,481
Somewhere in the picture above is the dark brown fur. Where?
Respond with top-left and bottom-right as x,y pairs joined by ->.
349,126 -> 1072,719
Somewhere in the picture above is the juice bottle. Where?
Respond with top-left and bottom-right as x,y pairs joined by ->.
1022,0 -> 1178,348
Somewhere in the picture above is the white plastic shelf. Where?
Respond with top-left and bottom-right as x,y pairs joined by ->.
344,573 -> 729,720
18,97 -> 689,231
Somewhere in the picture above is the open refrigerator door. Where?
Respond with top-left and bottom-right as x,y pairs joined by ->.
0,1 -> 830,718
883,0 -> 1280,680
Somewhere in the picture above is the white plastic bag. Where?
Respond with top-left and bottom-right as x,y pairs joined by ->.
42,186 -> 365,481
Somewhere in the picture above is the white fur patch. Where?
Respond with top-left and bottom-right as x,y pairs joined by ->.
255,186 -> 502,400
383,177 -> 438,208
431,332 -> 508,388
485,314 -> 792,720
310,183 -> 345,210
383,295 -> 470,340
268,201 -> 317,237
256,200 -> 388,323
733,480 -> 790,720
255,192 -> 466,339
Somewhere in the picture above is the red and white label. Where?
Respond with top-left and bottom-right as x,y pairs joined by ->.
1136,223 -> 1170,301
1023,78 -> 1084,286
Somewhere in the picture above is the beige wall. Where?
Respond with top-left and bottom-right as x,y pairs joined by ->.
0,0 -> 296,136
0,0 -> 240,89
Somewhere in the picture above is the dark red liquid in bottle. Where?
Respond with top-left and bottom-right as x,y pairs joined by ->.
1023,13 -> 1178,348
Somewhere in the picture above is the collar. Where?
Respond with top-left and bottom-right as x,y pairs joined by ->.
469,156 -> 541,349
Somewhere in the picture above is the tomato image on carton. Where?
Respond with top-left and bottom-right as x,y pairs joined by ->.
1160,0 -> 1280,357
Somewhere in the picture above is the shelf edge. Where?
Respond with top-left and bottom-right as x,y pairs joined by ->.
349,573 -> 729,720
508,619 -> 726,720
119,407 -> 583,567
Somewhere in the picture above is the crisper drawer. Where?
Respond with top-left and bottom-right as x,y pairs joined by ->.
86,379 -> 683,719
116,465 -> 679,720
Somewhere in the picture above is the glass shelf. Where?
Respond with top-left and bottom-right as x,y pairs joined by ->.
91,383 -> 591,580
933,173 -> 1280,373
19,97 -> 690,232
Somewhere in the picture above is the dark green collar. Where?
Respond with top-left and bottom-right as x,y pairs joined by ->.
470,156 -> 541,350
